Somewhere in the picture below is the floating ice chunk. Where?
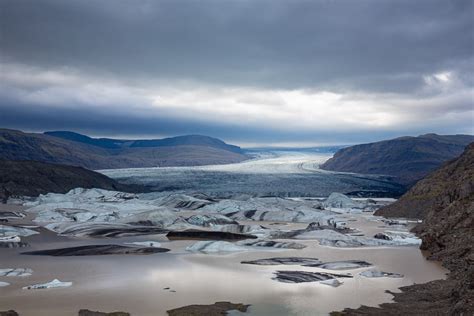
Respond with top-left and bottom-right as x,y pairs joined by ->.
186,214 -> 237,227
323,193 -> 361,209
272,270 -> 352,283
186,241 -> 248,253
241,257 -> 322,266
0,235 -> 28,248
0,281 -> 10,287
237,239 -> 306,249
153,193 -> 213,210
121,209 -> 184,228
124,241 -> 161,248
34,208 -> 120,223
0,225 -> 38,237
215,224 -> 268,236
296,228 -> 421,247
383,231 -> 421,245
320,278 -> 344,287
23,279 -> 72,290
0,268 -> 33,277
360,269 -> 404,278
45,222 -> 167,238
0,211 -> 25,219
0,235 -> 21,243
313,260 -> 372,270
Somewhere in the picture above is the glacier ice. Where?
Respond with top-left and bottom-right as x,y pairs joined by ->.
23,279 -> 72,290
0,268 -> 33,277
186,241 -> 248,253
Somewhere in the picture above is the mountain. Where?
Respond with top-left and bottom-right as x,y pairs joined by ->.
334,143 -> 474,315
0,160 -> 144,202
0,129 -> 248,169
320,133 -> 474,186
44,131 -> 243,153
44,131 -> 128,149
375,142 -> 474,219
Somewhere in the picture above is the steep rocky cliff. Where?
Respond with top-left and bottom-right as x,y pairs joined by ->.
334,143 -> 474,315
375,142 -> 473,219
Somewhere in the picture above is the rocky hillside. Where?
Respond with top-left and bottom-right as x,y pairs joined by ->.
320,134 -> 474,186
0,160 -> 144,202
0,129 -> 248,169
375,142 -> 474,219
334,143 -> 474,315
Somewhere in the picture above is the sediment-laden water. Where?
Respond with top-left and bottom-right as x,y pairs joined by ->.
0,152 -> 445,315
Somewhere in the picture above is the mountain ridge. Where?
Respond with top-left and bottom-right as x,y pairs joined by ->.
44,131 -> 243,153
0,128 -> 248,169
320,133 -> 474,186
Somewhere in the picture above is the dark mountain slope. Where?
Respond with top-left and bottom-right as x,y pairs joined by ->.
0,129 -> 248,169
0,160 -> 143,202
333,143 -> 474,315
0,129 -> 112,167
44,131 -> 128,149
130,135 -> 243,153
44,131 -> 243,153
375,142 -> 474,219
320,134 -> 474,186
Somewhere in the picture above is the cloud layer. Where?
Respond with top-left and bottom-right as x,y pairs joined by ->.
0,0 -> 473,145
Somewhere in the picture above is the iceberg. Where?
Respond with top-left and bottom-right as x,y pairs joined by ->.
360,269 -> 404,278
0,268 -> 33,277
237,239 -> 306,249
241,257 -> 322,266
0,225 -> 38,237
319,278 -> 344,287
323,193 -> 361,209
186,240 -> 248,253
272,270 -> 352,284
0,211 -> 25,219
296,228 -> 421,247
23,279 -> 72,290
124,241 -> 161,248
311,260 -> 372,270
186,214 -> 237,227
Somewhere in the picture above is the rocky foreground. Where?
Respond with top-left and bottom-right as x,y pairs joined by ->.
334,143 -> 474,315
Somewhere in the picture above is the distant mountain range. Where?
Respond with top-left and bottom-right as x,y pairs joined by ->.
0,160 -> 144,202
44,131 -> 243,153
320,133 -> 474,186
0,129 -> 248,169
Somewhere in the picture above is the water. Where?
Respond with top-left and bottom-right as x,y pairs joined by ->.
0,219 -> 446,316
0,152 -> 446,315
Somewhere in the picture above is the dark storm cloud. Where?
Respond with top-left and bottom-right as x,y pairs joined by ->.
1,0 -> 472,92
0,0 -> 473,144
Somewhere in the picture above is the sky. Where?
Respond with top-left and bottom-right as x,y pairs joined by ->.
0,0 -> 473,147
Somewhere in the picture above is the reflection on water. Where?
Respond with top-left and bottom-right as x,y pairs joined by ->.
0,213 -> 447,316
0,152 -> 445,315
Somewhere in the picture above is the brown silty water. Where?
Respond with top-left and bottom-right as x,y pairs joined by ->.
0,204 -> 447,316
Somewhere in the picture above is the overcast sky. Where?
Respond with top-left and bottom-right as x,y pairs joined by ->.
0,0 -> 473,146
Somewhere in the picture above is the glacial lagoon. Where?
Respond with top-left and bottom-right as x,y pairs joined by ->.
0,151 -> 446,315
